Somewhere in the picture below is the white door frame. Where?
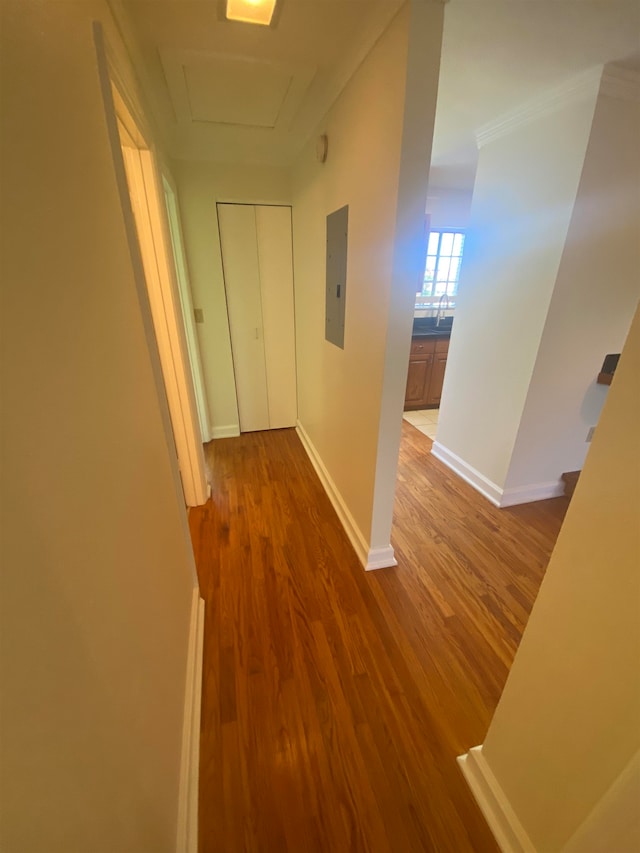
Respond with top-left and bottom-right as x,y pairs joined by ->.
97,55 -> 209,507
161,175 -> 211,444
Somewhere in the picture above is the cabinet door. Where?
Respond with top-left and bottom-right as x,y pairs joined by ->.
427,353 -> 447,406
405,355 -> 432,407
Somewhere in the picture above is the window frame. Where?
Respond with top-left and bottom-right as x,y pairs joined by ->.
417,228 -> 465,305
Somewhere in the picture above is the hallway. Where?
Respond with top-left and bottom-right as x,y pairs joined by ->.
188,424 -> 569,852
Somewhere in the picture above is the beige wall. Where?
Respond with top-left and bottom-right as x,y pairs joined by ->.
173,160 -> 291,437
481,303 -> 640,850
563,749 -> 640,853
291,8 -> 408,543
504,85 -> 640,490
0,3 -> 196,850
436,82 -> 599,489
291,1 -> 442,554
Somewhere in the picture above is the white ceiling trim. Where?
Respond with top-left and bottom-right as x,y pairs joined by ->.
475,66 -> 604,149
288,0 -> 405,146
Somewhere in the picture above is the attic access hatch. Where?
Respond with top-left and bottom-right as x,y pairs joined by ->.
159,48 -> 316,130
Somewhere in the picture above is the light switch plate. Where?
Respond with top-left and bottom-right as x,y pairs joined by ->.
194,308 -> 204,324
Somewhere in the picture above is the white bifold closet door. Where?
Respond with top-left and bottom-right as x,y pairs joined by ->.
217,203 -> 297,432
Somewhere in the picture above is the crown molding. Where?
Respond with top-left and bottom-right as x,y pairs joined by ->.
476,66 -> 603,149
476,63 -> 640,149
601,63 -> 640,103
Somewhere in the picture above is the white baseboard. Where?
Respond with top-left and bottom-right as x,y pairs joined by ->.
432,442 -> 565,508
365,546 -> 398,571
176,589 -> 205,853
295,420 -> 397,571
432,441 -> 502,506
500,480 -> 565,506
210,424 -> 240,439
457,746 -> 535,853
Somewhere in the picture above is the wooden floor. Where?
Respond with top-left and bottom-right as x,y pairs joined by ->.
189,422 -> 569,852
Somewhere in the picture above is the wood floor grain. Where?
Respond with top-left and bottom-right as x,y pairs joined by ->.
189,422 -> 569,852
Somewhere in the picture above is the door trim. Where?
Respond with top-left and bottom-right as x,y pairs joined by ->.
95,26 -> 209,507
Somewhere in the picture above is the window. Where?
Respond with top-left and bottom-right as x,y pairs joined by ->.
418,230 -> 465,301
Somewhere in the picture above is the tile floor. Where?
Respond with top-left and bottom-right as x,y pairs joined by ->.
403,408 -> 439,440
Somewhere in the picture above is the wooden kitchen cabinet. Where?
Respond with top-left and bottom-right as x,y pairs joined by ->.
405,354 -> 433,407
427,352 -> 448,406
404,335 -> 449,410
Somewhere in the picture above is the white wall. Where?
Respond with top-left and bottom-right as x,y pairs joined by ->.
436,80 -> 600,491
504,84 -> 640,490
291,1 -> 443,563
425,185 -> 473,229
173,160 -> 291,438
369,0 -> 444,558
0,3 -> 196,850
477,303 -> 640,851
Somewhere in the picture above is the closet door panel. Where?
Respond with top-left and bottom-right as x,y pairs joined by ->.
217,204 -> 269,432
255,205 -> 297,429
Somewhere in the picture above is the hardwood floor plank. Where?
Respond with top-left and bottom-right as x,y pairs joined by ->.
189,424 -> 569,852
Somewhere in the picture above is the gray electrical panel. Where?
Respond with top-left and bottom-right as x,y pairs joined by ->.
325,205 -> 349,349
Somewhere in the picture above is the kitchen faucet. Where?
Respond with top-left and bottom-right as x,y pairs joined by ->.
436,292 -> 448,326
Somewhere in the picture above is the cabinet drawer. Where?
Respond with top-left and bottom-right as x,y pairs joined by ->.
435,338 -> 449,354
410,338 -> 436,356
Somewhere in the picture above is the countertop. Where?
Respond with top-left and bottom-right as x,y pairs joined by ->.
412,320 -> 452,339
412,328 -> 451,339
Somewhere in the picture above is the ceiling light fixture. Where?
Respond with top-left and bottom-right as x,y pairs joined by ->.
225,0 -> 278,27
